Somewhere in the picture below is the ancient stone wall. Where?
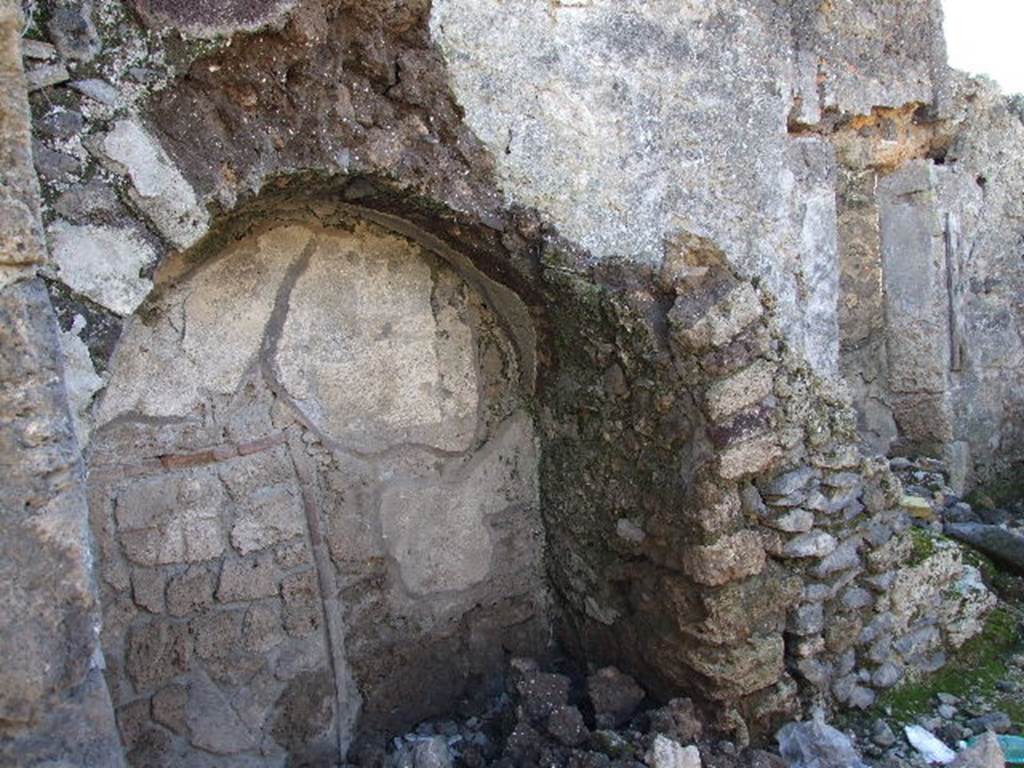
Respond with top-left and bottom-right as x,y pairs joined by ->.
536,235 -> 992,740
3,0 -> 1024,765
86,209 -> 548,764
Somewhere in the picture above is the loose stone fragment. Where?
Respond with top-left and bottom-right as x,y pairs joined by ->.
646,735 -> 701,768
587,667 -> 645,728
546,705 -> 587,747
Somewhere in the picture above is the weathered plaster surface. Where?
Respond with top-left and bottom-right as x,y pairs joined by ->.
87,216 -> 547,763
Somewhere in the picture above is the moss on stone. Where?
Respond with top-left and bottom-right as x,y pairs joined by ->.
907,527 -> 939,567
873,606 -> 1024,730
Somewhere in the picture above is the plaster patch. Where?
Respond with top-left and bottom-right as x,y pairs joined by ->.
379,412 -> 536,595
97,226 -> 306,422
275,225 -> 479,452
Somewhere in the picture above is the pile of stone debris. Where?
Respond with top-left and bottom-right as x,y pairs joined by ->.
890,457 -> 1024,574
352,660 -> 780,768
350,656 -> 1016,768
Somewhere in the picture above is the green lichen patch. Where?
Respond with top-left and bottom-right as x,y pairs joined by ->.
873,606 -> 1024,730
907,527 -> 939,567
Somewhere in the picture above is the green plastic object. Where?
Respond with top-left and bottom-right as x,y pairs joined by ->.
966,733 -> 1024,764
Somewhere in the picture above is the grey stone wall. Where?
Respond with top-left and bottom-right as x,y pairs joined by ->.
4,0 -> 1023,764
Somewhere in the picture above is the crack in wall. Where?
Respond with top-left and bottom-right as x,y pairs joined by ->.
287,430 -> 362,759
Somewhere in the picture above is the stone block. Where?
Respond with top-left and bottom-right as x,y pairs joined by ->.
125,620 -> 189,690
192,610 -> 243,660
787,603 -> 824,636
825,615 -> 863,655
671,283 -> 764,353
166,566 -> 214,617
270,670 -> 336,756
231,485 -> 307,556
116,697 -> 151,750
795,658 -> 832,689
763,508 -> 815,533
116,473 -> 226,565
704,360 -> 776,422
217,552 -> 279,603
152,683 -> 187,735
760,466 -> 818,498
681,632 -> 785,700
813,538 -> 862,578
718,435 -> 782,480
872,662 -> 903,689
186,673 -> 259,755
131,568 -> 165,614
281,570 -> 321,637
840,587 -> 873,612
681,531 -> 766,587
242,600 -> 284,653
782,531 -> 837,559
694,568 -> 801,644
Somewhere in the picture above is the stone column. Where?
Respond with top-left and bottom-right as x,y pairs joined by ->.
0,2 -> 124,764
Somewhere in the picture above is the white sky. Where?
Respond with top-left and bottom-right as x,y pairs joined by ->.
943,0 -> 1024,94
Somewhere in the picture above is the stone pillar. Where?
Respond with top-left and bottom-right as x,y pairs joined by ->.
0,3 -> 124,764
878,159 -> 954,454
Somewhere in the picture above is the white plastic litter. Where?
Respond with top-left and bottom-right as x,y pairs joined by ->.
905,725 -> 957,764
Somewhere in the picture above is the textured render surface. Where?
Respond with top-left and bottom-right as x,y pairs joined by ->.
275,225 -> 478,453
87,216 -> 547,763
98,226 -> 303,421
429,0 -> 947,381
430,0 -> 821,370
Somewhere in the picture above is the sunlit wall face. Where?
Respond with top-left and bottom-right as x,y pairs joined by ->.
943,0 -> 1024,95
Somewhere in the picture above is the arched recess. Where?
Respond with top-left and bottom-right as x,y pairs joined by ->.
85,199 -> 549,766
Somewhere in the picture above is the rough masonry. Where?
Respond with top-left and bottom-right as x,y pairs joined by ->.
1,0 -> 1023,765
